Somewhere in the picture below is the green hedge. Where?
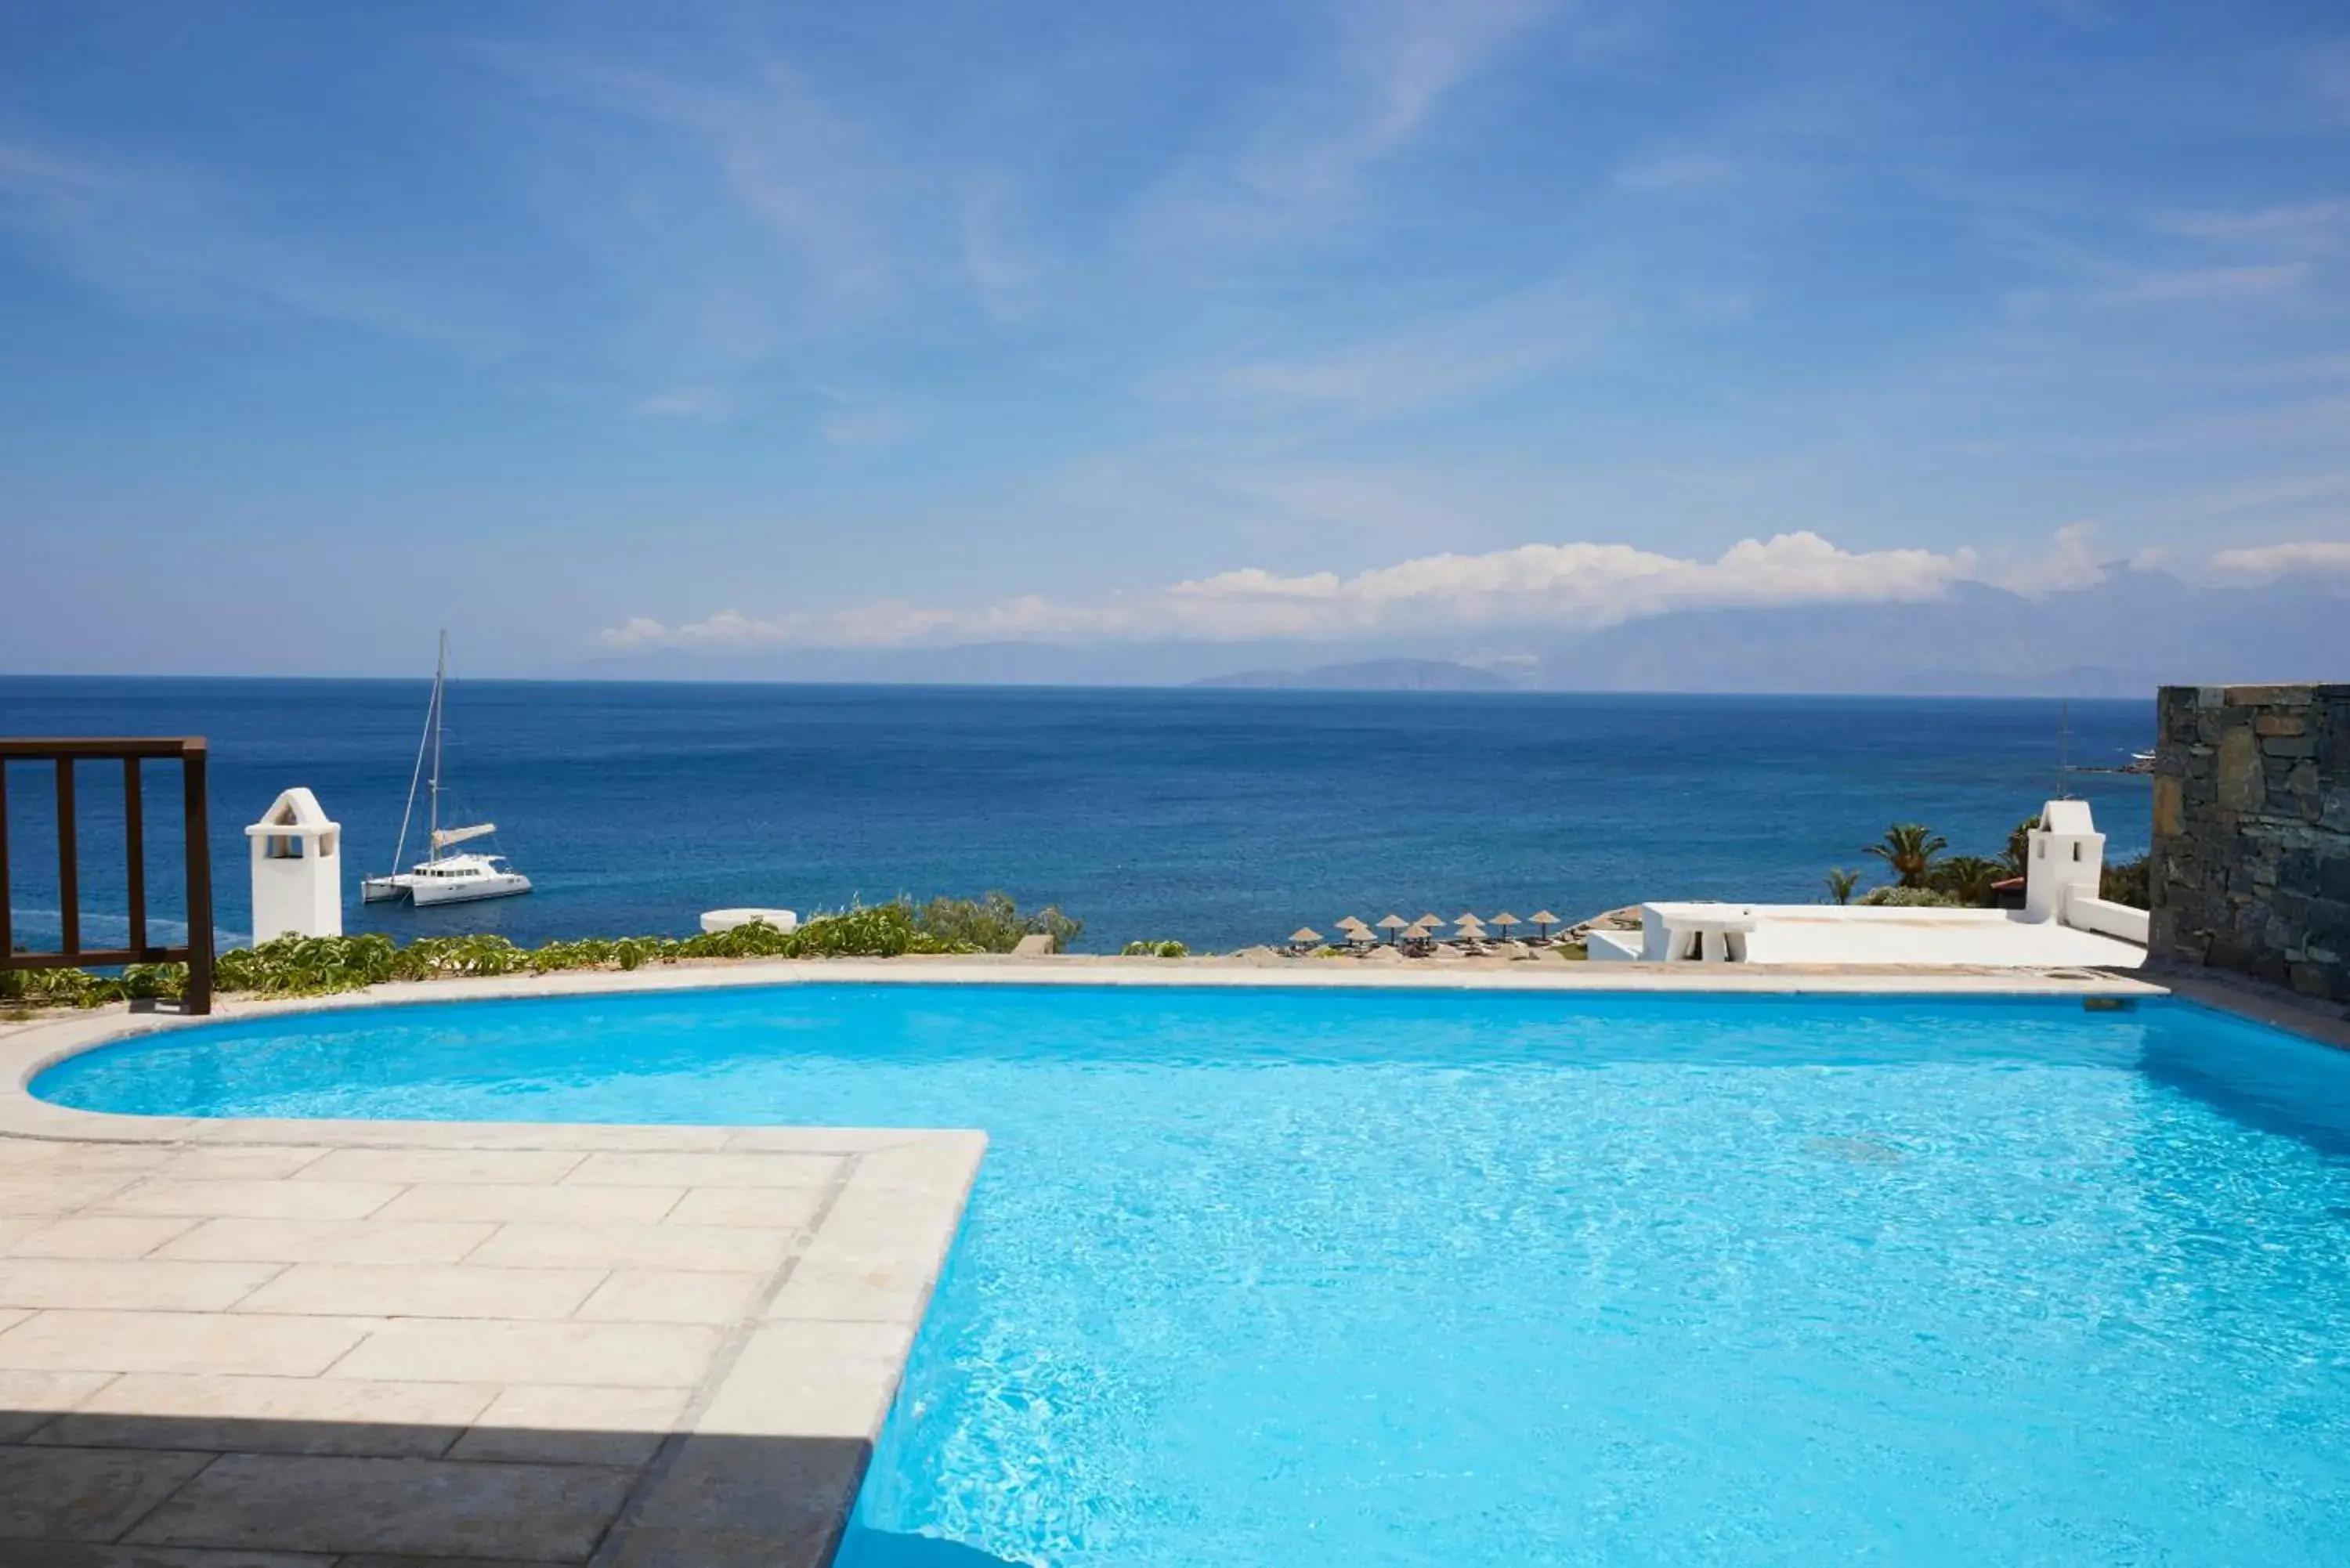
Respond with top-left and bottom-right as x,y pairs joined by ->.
3,893 -> 1086,1010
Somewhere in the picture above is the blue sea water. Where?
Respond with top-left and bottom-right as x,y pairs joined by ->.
35,984 -> 2350,1565
0,679 -> 2151,952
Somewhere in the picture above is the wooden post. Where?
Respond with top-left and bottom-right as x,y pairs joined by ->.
55,760 -> 78,957
124,757 -> 146,959
181,741 -> 213,1015
0,762 -> 11,963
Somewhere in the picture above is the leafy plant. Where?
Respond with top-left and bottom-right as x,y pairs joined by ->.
2001,816 -> 2041,879
1122,940 -> 1188,958
3,894 -> 1086,1010
911,892 -> 1080,954
2101,853 -> 2150,909
1928,855 -> 2005,908
1865,823 -> 1948,889
1823,868 -> 1860,905
1858,885 -> 1961,908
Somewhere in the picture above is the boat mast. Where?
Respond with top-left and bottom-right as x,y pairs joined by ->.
428,630 -> 446,862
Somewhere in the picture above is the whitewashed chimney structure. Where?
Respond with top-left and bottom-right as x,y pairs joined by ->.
247,787 -> 344,940
2023,798 -> 2105,925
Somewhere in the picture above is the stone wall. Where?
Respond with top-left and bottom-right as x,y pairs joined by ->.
2149,684 -> 2350,1005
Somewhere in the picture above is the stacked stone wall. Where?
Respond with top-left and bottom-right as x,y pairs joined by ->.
2150,684 -> 2350,1005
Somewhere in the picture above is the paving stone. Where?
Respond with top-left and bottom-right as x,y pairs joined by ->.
124,1453 -> 637,1560
447,1383 -> 690,1466
7,1216 -> 204,1260
0,1217 -> 50,1250
374,1183 -> 685,1225
142,1149 -> 333,1182
329,1320 -> 724,1388
0,1260 -> 284,1313
36,1374 -> 497,1458
233,1265 -> 602,1321
574,1271 -> 762,1326
98,1181 -> 403,1222
665,1187 -> 827,1230
27,1545 -> 340,1567
564,1152 -> 838,1190
0,1368 -> 116,1440
0,1312 -> 374,1378
465,1223 -> 794,1274
294,1149 -> 585,1187
0,1444 -> 215,1542
693,1323 -> 910,1441
0,1176 -> 146,1216
628,1431 -> 870,1538
154,1219 -> 497,1266
604,1524 -> 840,1568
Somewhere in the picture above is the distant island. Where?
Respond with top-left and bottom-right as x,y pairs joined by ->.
1189,659 -> 1514,692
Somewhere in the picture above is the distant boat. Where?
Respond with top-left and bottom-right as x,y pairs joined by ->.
2131,750 -> 2156,764
361,632 -> 533,907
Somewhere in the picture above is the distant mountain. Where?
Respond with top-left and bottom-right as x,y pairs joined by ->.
1191,659 -> 1516,692
575,570 -> 2346,695
1545,572 -> 2347,695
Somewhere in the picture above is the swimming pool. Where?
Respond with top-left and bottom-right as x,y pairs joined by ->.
35,984 -> 2350,1564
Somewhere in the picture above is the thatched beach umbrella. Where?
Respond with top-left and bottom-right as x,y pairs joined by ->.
1418,912 -> 1444,930
1336,916 -> 1369,933
1454,915 -> 1488,943
1491,911 -> 1519,938
1530,909 -> 1560,940
1377,913 -> 1409,944
1289,927 -> 1323,950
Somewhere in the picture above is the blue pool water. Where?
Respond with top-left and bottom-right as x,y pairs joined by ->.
36,985 -> 2350,1564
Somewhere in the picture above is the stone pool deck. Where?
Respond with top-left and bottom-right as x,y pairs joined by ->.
0,956 -> 2174,1565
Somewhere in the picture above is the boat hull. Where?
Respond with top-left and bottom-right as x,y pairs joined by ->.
363,872 -> 533,905
411,872 -> 531,906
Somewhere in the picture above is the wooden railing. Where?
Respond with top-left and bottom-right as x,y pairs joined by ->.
0,738 -> 215,1014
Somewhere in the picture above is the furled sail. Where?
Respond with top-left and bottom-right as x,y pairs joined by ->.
430,822 -> 497,850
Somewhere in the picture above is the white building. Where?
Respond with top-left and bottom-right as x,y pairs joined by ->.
1585,800 -> 2148,967
247,787 -> 344,941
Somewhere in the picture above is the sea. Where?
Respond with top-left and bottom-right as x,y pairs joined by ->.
0,679 -> 2153,956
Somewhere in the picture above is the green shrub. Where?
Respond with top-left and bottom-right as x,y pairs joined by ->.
1927,855 -> 2005,907
1858,886 -> 1961,908
1121,940 -> 1188,958
910,892 -> 1081,954
2,894 -> 1086,1010
2101,853 -> 2149,909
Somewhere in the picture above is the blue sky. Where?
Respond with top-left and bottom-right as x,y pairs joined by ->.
2,0 -> 2346,674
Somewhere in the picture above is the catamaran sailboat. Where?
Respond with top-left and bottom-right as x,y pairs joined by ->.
361,633 -> 533,907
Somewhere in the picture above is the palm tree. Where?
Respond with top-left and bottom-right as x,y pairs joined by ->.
1931,854 -> 2004,907
2001,815 -> 2041,879
1865,823 -> 1947,889
1824,868 -> 1860,905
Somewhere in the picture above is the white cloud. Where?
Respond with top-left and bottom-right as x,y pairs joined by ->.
601,528 -> 1994,651
1125,0 -> 1558,252
2205,539 -> 2350,582
2113,264 -> 2308,303
1988,521 -> 2110,594
634,385 -> 736,421
1210,278 -> 1617,414
959,173 -> 1049,325
2153,199 -> 2347,246
0,135 -> 472,345
818,404 -> 915,447
1614,150 -> 1739,193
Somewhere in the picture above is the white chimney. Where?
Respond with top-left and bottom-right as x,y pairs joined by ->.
246,787 -> 344,940
2023,799 -> 2103,925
